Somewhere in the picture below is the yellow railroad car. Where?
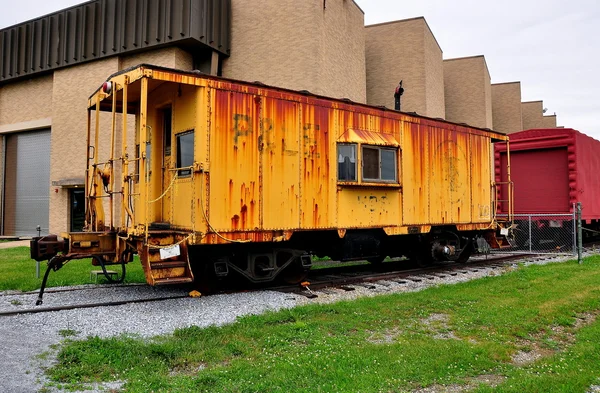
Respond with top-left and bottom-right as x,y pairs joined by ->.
31,65 -> 513,297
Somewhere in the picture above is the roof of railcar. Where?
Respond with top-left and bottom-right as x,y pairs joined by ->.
88,63 -> 508,141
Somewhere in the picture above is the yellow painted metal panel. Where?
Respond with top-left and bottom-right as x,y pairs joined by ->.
209,89 -> 260,231
261,97 -> 301,229
299,103 -> 334,229
337,188 -> 401,228
428,126 -> 472,224
402,121 -> 430,225
470,134 -> 493,222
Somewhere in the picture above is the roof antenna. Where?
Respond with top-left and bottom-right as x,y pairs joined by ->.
394,81 -> 404,111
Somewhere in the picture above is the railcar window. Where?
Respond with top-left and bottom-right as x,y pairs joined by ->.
163,107 -> 172,156
337,144 -> 357,181
362,146 -> 397,182
176,131 -> 194,177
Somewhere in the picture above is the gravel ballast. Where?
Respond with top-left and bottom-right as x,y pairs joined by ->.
0,252 -> 595,392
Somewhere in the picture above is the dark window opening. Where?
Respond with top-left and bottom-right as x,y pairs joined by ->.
362,146 -> 397,182
337,144 -> 356,181
70,188 -> 85,232
177,130 -> 194,177
163,107 -> 172,156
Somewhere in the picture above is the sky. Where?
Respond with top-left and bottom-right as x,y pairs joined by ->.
1,0 -> 598,138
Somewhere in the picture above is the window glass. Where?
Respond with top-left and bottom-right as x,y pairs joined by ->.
381,149 -> 397,181
176,131 -> 194,177
163,107 -> 172,156
337,144 -> 357,181
362,147 -> 379,180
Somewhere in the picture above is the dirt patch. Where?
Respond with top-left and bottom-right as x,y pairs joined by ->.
412,374 -> 506,392
366,327 -> 402,344
512,311 -> 599,366
421,313 -> 458,340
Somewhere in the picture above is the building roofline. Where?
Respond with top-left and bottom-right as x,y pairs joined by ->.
349,0 -> 364,14
366,17 -> 442,53
444,55 -> 490,77
491,81 -> 521,87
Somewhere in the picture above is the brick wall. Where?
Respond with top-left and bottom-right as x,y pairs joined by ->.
491,82 -> 523,134
521,101 -> 545,130
0,75 -> 53,126
366,17 -> 444,118
120,47 -> 193,71
223,0 -> 366,103
444,56 -> 493,129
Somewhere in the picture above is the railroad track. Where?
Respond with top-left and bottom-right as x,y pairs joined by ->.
0,252 -> 536,317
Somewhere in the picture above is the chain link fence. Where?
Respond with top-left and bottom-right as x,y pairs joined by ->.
493,212 -> 576,256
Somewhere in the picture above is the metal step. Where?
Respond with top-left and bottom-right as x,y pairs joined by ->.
150,260 -> 188,269
153,277 -> 194,285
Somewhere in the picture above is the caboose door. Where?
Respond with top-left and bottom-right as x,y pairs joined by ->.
161,106 -> 173,223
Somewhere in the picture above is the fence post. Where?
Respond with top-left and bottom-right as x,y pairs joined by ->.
577,202 -> 583,264
572,203 -> 577,256
528,215 -> 532,253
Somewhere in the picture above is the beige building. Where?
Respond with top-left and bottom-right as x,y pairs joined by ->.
365,17 -> 445,118
224,0 -> 366,103
0,0 -> 368,236
542,114 -> 558,128
491,82 -> 523,134
443,55 -> 493,130
521,100 -> 557,130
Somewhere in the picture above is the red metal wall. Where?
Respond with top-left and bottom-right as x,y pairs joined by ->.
496,128 -> 600,219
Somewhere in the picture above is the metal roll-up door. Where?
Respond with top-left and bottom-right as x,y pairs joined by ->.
3,129 -> 51,236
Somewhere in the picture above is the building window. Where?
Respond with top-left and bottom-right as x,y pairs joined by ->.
337,144 -> 356,181
176,130 -> 194,177
362,146 -> 397,182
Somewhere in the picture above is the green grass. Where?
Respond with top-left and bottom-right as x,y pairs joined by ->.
46,255 -> 600,392
0,247 -> 146,292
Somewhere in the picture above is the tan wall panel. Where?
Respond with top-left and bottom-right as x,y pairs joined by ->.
522,101 -> 545,130
423,25 -> 445,118
0,75 -> 53,126
491,82 -> 523,134
443,56 -> 493,129
120,47 -> 193,71
542,115 -> 557,128
366,19 -> 426,114
223,0 -> 366,103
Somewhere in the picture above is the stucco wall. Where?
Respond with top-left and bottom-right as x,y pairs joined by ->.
443,56 -> 493,129
522,101 -> 545,130
366,18 -> 446,117
223,0 -> 366,103
491,82 -> 523,134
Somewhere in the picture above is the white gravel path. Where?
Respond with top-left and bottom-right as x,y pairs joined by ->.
0,251 -> 596,393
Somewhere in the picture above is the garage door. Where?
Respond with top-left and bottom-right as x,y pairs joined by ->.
3,129 -> 51,236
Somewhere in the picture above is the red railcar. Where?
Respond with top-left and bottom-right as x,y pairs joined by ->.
495,128 -> 600,246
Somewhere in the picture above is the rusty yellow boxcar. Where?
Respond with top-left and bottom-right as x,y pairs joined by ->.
32,64 -> 513,299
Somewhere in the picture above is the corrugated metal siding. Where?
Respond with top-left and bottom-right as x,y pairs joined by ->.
3,130 -> 51,236
0,0 -> 231,83
496,128 -> 600,219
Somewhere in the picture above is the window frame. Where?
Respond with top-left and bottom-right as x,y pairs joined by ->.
337,143 -> 358,182
176,129 -> 195,177
361,145 -> 398,183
